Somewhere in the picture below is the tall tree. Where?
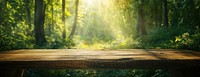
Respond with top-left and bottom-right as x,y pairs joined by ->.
69,0 -> 79,39
152,0 -> 158,27
34,0 -> 47,46
163,0 -> 168,27
137,0 -> 147,35
62,0 -> 66,39
24,0 -> 31,29
51,0 -> 54,33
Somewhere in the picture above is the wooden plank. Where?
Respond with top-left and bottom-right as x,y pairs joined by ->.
0,49 -> 200,69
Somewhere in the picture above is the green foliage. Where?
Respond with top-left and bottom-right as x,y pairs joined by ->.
137,26 -> 200,51
32,38 -> 75,49
0,0 -> 75,51
173,27 -> 200,50
24,69 -> 169,77
136,28 -> 175,49
174,32 -> 193,48
48,38 -> 75,49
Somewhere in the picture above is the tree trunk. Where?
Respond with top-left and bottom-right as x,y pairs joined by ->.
47,0 -> 54,36
34,0 -> 47,46
163,0 -> 168,27
24,0 -> 31,29
51,0 -> 54,33
68,0 -> 79,39
137,0 -> 147,35
153,0 -> 158,28
62,0 -> 66,39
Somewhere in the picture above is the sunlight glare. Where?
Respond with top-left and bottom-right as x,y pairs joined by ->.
76,0 -> 134,49
86,0 -> 93,6
85,0 -> 109,6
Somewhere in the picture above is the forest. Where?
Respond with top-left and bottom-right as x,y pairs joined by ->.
0,0 -> 200,77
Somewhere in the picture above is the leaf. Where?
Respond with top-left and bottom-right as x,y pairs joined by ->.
175,36 -> 181,42
182,32 -> 189,37
65,11 -> 72,16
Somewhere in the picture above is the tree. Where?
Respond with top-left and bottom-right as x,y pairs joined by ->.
69,0 -> 79,39
34,0 -> 47,46
151,0 -> 160,28
62,0 -> 66,39
24,0 -> 32,29
45,0 -> 53,36
137,0 -> 147,35
51,0 -> 54,33
163,0 -> 168,27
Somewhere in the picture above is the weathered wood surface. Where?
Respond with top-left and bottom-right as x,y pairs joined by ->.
0,49 -> 200,69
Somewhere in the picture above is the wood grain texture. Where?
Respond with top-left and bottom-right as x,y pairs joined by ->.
0,49 -> 200,69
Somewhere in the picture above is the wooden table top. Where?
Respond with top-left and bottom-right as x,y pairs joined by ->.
0,49 -> 200,69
